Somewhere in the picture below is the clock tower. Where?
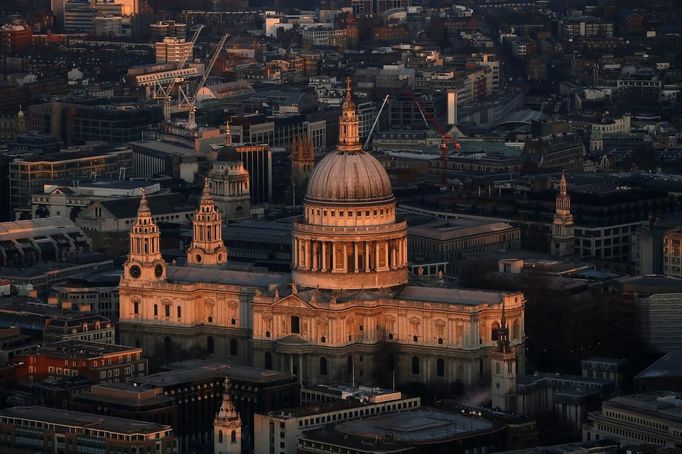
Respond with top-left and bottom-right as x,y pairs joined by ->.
123,190 -> 167,283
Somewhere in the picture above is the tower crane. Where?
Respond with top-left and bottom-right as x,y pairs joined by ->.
406,90 -> 461,188
153,25 -> 204,123
177,32 -> 229,130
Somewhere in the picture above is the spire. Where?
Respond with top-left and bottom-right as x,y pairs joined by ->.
560,172 -> 567,196
137,189 -> 151,216
216,378 -> 240,422
338,77 -> 361,153
201,177 -> 212,203
497,298 -> 511,353
225,120 -> 232,146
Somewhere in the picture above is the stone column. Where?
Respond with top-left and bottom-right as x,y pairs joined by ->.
354,242 -> 359,273
375,242 -> 380,271
312,242 -> 319,271
342,243 -> 348,272
391,240 -> 396,269
322,242 -> 327,272
364,241 -> 370,271
384,240 -> 391,270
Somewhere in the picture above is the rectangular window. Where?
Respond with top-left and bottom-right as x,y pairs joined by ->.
177,306 -> 182,318
165,305 -> 170,317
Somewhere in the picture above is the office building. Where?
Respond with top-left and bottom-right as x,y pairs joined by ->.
9,147 -> 133,218
583,393 -> 682,449
155,37 -> 193,65
0,406 -> 177,453
11,340 -> 146,385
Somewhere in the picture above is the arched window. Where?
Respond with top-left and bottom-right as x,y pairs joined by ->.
230,338 -> 238,356
512,320 -> 520,339
264,351 -> 272,369
207,336 -> 214,354
218,430 -> 223,443
319,357 -> 328,375
133,302 -> 139,315
411,356 -> 420,375
177,305 -> 182,319
491,321 -> 500,341
291,316 -> 300,334
153,304 -> 158,317
231,430 -> 237,443
437,358 -> 445,377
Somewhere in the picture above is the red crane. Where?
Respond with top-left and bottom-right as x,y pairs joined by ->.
406,90 -> 461,188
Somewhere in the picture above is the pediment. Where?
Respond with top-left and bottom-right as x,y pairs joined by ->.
273,293 -> 314,309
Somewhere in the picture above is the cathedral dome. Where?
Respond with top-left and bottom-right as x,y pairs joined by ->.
216,145 -> 240,163
304,79 -> 393,206
305,151 -> 393,205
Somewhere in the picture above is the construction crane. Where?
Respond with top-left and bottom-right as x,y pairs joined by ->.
153,25 -> 205,123
406,90 -> 461,188
177,32 -> 229,130
363,94 -> 389,150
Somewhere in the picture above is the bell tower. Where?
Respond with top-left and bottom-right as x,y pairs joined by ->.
551,173 -> 575,257
187,179 -> 228,267
214,378 -> 242,454
123,190 -> 167,282
491,300 -> 517,412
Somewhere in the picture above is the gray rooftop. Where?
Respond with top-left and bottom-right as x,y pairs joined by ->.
408,219 -> 517,242
0,406 -> 171,435
167,265 -> 289,288
142,360 -> 295,387
398,286 -> 511,306
333,408 -> 496,443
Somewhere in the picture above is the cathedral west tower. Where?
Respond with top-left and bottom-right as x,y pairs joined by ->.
291,78 -> 408,290
187,179 -> 228,267
123,190 -> 167,283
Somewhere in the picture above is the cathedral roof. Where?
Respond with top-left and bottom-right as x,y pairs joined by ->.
100,193 -> 192,219
166,265 -> 289,288
397,286 -> 513,306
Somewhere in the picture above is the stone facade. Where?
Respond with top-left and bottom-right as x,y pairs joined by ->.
118,80 -> 526,389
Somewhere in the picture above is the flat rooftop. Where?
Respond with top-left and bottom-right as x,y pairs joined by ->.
606,393 -> 682,422
40,340 -> 141,359
408,219 -> 517,241
0,406 -> 170,435
333,408 -> 497,443
142,360 -> 295,387
130,140 -> 211,158
397,286 -> 512,306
